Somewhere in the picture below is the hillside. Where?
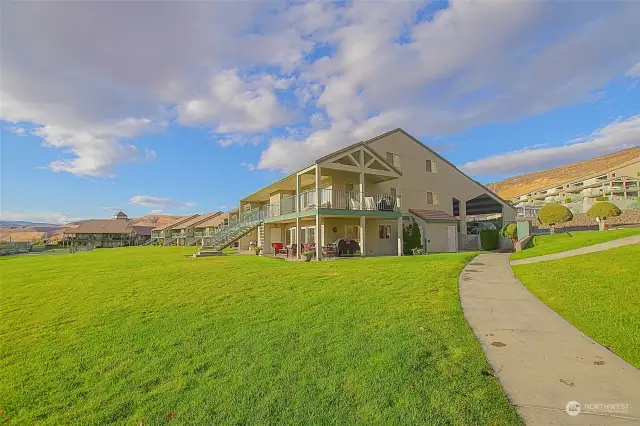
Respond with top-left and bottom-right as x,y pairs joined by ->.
1,215 -> 186,243
492,146 -> 640,200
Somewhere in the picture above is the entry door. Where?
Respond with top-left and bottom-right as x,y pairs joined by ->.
447,225 -> 457,252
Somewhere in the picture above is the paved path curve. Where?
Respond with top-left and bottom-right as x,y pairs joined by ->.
510,234 -> 640,266
459,253 -> 640,425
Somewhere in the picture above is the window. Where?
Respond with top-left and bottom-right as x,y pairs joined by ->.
426,160 -> 437,173
427,192 -> 439,205
386,152 -> 401,170
390,187 -> 397,198
378,225 -> 391,239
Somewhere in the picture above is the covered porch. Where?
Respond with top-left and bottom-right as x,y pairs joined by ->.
241,142 -> 404,259
260,214 -> 403,259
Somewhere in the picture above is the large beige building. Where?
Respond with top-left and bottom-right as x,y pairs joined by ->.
216,128 -> 516,258
512,158 -> 640,217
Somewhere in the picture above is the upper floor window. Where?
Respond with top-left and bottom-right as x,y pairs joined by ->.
426,160 -> 437,173
426,192 -> 439,205
386,152 -> 401,170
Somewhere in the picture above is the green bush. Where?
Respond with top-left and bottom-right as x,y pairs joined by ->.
586,202 -> 621,219
595,196 -> 610,202
480,229 -> 499,250
403,222 -> 422,255
538,205 -> 573,233
500,223 -> 518,242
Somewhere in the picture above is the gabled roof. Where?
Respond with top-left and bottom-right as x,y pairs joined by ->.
133,225 -> 154,236
315,140 -> 403,176
364,128 -> 514,208
64,219 -> 135,234
173,212 -> 222,230
193,211 -> 226,228
152,214 -> 199,231
409,209 -> 459,222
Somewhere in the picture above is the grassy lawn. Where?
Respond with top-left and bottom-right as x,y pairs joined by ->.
0,248 -> 520,425
510,227 -> 640,260
513,245 -> 640,368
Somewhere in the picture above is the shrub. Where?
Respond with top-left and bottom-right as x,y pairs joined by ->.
500,223 -> 518,243
595,196 -> 610,202
587,202 -> 621,231
587,202 -> 621,219
538,204 -> 573,234
403,222 -> 422,255
480,229 -> 499,250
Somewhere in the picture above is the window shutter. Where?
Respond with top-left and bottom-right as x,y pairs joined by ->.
432,161 -> 438,173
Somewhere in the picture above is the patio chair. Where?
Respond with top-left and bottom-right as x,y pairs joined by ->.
272,242 -> 286,256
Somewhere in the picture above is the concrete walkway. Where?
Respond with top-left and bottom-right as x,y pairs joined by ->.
510,234 -> 640,266
459,253 -> 640,425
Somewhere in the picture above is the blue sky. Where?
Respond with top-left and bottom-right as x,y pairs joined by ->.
1,0 -> 639,224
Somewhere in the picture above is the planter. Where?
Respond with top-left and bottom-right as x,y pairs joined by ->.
304,253 -> 313,262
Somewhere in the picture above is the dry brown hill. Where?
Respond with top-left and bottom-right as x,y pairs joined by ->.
492,147 -> 640,200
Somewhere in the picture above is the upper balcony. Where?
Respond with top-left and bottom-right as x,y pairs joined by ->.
260,188 -> 401,222
239,141 -> 403,222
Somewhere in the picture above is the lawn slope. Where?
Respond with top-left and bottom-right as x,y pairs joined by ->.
513,245 -> 640,367
511,227 -> 640,260
0,248 -> 520,425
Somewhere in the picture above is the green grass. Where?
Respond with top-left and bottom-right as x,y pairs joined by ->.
513,245 -> 640,367
0,248 -> 520,425
510,227 -> 640,260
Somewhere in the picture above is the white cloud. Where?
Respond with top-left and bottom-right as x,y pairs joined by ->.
239,162 -> 256,171
2,0 -> 639,176
35,118 -> 162,177
258,0 -> 640,171
627,62 -> 640,78
0,211 -> 83,225
149,209 -> 164,214
178,70 -> 293,133
0,1 -> 305,176
129,195 -> 196,210
461,115 -> 640,176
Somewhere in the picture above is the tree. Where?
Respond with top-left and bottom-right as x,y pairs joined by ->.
587,202 -> 621,231
403,222 -> 422,255
500,223 -> 518,244
537,204 -> 573,235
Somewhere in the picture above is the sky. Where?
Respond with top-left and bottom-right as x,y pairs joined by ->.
1,0 -> 639,224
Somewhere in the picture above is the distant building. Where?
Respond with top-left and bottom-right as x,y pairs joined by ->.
63,212 -> 149,248
512,158 -> 640,217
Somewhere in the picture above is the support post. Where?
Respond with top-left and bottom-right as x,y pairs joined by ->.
459,201 -> 467,235
315,165 -> 322,260
360,148 -> 365,210
397,216 -> 403,256
296,173 -> 301,259
360,216 -> 365,257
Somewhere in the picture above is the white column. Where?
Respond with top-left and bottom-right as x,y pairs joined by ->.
360,149 -> 365,210
397,216 -> 403,256
315,165 -> 322,260
360,216 -> 365,257
296,173 -> 301,259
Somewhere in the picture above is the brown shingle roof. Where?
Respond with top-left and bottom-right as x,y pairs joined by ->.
152,214 -> 199,231
193,211 -> 226,228
409,209 -> 459,222
173,212 -> 222,230
64,219 -> 135,234
133,225 -> 154,236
